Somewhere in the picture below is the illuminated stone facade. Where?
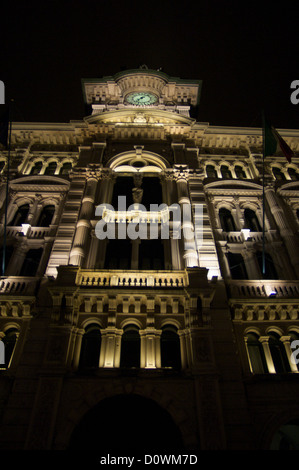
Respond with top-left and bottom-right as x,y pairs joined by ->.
0,67 -> 299,451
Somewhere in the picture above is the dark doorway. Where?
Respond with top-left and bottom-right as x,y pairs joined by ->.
68,394 -> 184,451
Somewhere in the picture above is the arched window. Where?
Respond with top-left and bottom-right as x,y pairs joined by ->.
10,204 -> 29,226
219,208 -> 236,232
37,205 -> 55,227
120,325 -> 140,368
272,167 -> 286,181
256,251 -> 278,279
246,333 -> 267,374
227,252 -> 248,279
20,248 -> 43,276
79,325 -> 101,369
288,168 -> 299,181
30,161 -> 43,175
59,162 -> 72,175
235,165 -> 247,179
2,328 -> 18,368
160,326 -> 181,370
244,208 -> 261,232
220,165 -> 232,179
44,161 -> 57,176
268,332 -> 290,373
206,165 -> 217,178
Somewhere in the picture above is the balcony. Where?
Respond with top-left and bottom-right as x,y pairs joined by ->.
227,279 -> 299,298
2,225 -> 56,239
101,206 -> 170,224
75,269 -> 189,288
0,276 -> 38,295
215,229 -> 280,244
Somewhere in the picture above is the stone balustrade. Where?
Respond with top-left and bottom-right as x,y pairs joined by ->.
75,269 -> 188,288
227,279 -> 299,298
0,276 -> 38,295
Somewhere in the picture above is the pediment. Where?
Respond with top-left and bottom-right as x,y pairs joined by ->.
10,175 -> 70,191
84,108 -> 194,127
204,179 -> 262,195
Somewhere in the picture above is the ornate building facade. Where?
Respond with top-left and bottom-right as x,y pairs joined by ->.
0,66 -> 299,451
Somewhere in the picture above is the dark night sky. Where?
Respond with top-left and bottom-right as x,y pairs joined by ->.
1,0 -> 298,129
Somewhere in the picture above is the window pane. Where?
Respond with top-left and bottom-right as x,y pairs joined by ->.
269,333 -> 290,373
120,327 -> 140,368
20,248 -> 43,276
244,209 -> 261,231
37,205 -> 55,227
247,334 -> 267,373
11,204 -> 29,226
235,165 -> 247,179
227,252 -> 248,279
161,327 -> 181,370
206,165 -> 217,178
219,208 -> 236,232
79,326 -> 101,369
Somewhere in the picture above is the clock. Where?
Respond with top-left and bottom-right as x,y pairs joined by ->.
125,92 -> 158,106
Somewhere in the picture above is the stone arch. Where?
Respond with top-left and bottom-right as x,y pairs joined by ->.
66,393 -> 185,451
107,150 -> 169,171
54,382 -> 198,450
259,408 -> 299,449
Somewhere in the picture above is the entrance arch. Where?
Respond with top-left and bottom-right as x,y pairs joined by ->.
68,394 -> 184,451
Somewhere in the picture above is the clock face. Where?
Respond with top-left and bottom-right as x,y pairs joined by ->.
126,92 -> 157,106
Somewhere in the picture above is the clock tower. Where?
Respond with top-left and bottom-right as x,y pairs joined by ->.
82,64 -> 202,117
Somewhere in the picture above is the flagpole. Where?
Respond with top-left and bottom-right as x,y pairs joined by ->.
2,100 -> 13,276
261,110 -> 266,277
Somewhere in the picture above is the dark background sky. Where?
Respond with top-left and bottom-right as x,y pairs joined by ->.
1,0 -> 298,129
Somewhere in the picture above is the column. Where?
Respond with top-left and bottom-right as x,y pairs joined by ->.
242,248 -> 260,279
140,329 -> 161,368
131,239 -> 140,270
100,328 -> 122,368
259,336 -> 276,373
173,165 -> 199,268
178,330 -> 188,369
265,183 -> 299,277
6,243 -> 27,276
72,328 -> 84,370
69,169 -> 100,267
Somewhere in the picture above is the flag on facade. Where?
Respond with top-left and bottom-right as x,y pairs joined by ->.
263,118 -> 294,163
0,105 -> 9,148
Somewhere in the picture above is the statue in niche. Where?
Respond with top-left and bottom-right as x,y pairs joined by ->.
132,173 -> 143,203
132,187 -> 143,203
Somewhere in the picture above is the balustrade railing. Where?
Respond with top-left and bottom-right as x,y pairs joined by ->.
75,269 -> 188,288
2,225 -> 54,239
227,279 -> 299,298
0,276 -> 38,295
